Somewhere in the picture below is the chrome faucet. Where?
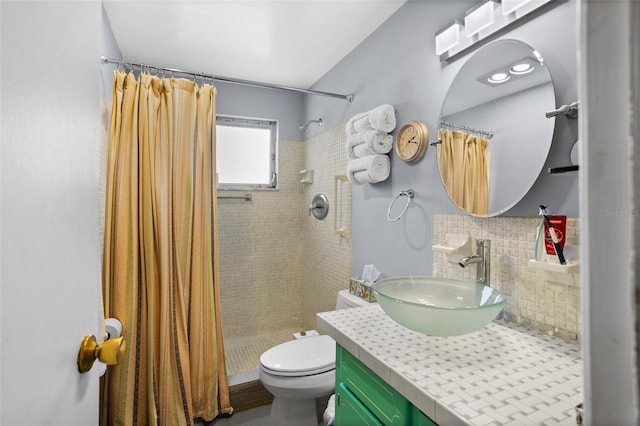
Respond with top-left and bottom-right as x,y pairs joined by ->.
458,239 -> 491,286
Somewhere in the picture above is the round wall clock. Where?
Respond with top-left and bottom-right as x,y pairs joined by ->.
395,121 -> 429,163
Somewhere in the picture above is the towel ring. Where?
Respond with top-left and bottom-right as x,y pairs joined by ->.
387,189 -> 414,222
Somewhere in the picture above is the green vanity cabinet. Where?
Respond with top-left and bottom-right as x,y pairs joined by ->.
411,406 -> 437,426
335,345 -> 437,426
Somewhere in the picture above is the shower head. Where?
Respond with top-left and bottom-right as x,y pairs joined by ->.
300,118 -> 323,132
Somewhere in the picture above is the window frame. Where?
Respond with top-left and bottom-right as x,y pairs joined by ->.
215,115 -> 278,190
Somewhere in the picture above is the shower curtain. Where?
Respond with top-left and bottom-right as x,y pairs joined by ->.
438,129 -> 490,216
102,70 -> 232,425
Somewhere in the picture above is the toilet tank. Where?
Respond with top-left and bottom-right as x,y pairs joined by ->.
335,289 -> 376,310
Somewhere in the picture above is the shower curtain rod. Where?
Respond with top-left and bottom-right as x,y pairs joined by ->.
101,56 -> 354,102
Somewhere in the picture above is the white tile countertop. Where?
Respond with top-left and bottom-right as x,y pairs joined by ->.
317,305 -> 583,426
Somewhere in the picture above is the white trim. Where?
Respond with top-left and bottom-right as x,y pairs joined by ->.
579,0 -> 639,423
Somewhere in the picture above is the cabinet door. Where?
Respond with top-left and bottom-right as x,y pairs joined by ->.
336,346 -> 411,424
412,406 -> 438,426
336,382 -> 384,426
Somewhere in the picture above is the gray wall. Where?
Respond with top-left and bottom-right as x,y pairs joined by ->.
304,1 -> 579,278
216,83 -> 305,142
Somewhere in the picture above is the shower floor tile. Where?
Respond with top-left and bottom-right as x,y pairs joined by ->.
224,327 -> 303,377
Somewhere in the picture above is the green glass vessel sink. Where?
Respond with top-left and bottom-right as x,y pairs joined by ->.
372,276 -> 506,336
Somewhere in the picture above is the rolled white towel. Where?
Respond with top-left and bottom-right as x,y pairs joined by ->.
363,130 -> 393,154
351,131 -> 393,157
346,155 -> 391,185
353,115 -> 373,133
345,112 -> 367,137
367,104 -> 396,133
346,133 -> 365,160
346,104 -> 396,135
352,143 -> 373,158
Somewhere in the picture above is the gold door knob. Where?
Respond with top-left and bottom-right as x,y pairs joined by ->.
77,334 -> 126,373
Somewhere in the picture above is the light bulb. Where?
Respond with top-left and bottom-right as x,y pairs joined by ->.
488,72 -> 510,83
510,63 -> 534,75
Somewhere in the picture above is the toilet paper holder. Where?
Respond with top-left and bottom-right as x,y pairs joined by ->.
105,317 -> 123,340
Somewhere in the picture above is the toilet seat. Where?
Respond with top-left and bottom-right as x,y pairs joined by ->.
260,335 -> 335,377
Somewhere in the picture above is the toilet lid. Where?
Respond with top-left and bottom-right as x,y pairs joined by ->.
260,335 -> 335,377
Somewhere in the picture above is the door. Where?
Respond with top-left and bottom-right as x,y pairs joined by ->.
1,2 -> 104,424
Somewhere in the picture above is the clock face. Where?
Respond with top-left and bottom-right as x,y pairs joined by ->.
396,121 -> 428,162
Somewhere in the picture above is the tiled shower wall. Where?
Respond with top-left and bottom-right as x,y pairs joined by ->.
218,126 -> 353,340
301,124 -> 353,329
217,140 -> 305,339
433,215 -> 581,341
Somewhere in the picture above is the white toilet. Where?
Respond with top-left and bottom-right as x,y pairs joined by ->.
259,290 -> 374,425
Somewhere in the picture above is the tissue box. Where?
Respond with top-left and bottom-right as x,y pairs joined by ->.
349,278 -> 376,303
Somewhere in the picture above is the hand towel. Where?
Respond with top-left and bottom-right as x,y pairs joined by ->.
345,112 -> 366,137
346,133 -> 365,160
353,114 -> 373,133
345,104 -> 396,135
367,104 -> 396,133
362,129 -> 393,154
346,155 -> 391,185
347,130 -> 393,159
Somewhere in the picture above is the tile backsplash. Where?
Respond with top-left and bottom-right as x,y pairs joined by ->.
433,215 -> 581,341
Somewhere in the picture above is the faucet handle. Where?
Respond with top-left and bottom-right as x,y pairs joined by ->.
476,238 -> 491,249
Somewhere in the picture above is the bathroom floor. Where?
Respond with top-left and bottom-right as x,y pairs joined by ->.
224,327 -> 303,376
198,405 -> 270,425
201,405 -> 328,426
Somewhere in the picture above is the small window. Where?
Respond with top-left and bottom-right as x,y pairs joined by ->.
216,116 -> 278,190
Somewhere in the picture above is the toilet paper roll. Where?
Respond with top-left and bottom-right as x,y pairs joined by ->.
105,318 -> 123,339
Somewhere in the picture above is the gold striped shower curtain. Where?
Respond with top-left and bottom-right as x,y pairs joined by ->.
102,70 -> 232,425
437,129 -> 490,216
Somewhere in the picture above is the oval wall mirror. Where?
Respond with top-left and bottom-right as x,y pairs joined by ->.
437,39 -> 556,217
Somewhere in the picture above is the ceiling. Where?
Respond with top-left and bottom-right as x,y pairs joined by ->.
103,1 -> 407,89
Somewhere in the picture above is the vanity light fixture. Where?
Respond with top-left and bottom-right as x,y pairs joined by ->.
464,0 -> 497,38
435,0 -> 558,62
501,0 -> 534,16
435,20 -> 464,56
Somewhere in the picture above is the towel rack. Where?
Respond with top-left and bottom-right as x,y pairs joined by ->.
217,193 -> 252,201
387,189 -> 414,222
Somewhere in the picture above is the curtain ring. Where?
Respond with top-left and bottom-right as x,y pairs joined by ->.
387,189 -> 414,222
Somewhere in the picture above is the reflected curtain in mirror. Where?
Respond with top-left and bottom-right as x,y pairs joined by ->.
102,70 -> 232,425
437,129 -> 491,216
437,39 -> 556,217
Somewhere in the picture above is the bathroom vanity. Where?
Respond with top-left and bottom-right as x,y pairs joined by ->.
336,344 -> 435,425
318,305 -> 582,425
